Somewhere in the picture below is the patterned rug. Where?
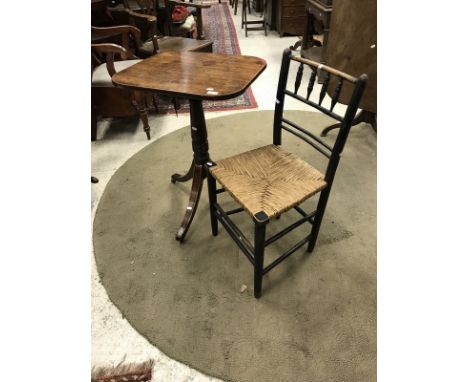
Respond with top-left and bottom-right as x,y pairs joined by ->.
93,111 -> 377,382
155,2 -> 258,113
91,360 -> 153,382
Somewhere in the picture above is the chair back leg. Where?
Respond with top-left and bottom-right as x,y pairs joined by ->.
242,0 -> 247,35
207,168 -> 219,236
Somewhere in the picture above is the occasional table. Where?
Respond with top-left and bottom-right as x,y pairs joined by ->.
112,51 -> 266,242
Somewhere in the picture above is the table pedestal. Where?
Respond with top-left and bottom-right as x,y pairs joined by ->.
172,99 -> 212,242
320,110 -> 377,136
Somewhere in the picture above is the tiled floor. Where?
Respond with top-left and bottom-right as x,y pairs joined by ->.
91,5 -> 345,380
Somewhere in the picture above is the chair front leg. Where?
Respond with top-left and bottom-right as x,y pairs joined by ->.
253,211 -> 269,298
307,187 -> 331,253
131,91 -> 152,140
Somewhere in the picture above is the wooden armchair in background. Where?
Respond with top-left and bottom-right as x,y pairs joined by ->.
91,24 -> 213,140
91,25 -> 155,140
109,0 -> 159,44
100,0 -> 214,54
161,0 -> 211,40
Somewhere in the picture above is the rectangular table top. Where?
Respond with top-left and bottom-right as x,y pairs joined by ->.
112,51 -> 267,101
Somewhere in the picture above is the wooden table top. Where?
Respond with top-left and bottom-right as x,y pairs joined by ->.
112,52 -> 267,100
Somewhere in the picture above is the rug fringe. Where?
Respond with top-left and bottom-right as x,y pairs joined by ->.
91,359 -> 154,382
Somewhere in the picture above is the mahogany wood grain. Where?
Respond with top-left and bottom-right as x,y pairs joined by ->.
324,0 -> 376,112
112,52 -> 266,100
111,52 -> 266,241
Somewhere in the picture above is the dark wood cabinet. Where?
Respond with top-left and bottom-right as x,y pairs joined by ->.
301,0 -> 333,62
251,0 -> 264,12
267,0 -> 307,37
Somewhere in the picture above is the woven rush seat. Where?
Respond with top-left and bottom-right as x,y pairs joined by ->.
209,144 -> 327,219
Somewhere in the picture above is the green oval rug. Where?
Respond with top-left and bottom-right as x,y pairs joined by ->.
93,110 -> 376,382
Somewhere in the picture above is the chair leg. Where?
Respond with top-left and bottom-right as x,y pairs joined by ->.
91,104 -> 97,141
195,9 -> 205,40
242,1 -> 248,36
241,0 -> 245,30
253,212 -> 268,298
171,97 -> 181,117
307,188 -> 331,253
137,107 -> 151,140
206,168 -> 219,236
132,91 -> 151,140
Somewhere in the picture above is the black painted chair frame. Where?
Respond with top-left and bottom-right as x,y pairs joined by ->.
206,48 -> 367,298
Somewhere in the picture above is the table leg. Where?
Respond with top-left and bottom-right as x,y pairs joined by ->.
320,110 -> 377,137
175,164 -> 204,242
175,99 -> 212,242
171,158 -> 195,183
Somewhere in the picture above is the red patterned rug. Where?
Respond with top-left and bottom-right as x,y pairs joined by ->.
155,2 -> 258,114
91,360 -> 153,382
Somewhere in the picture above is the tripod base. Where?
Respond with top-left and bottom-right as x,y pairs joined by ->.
321,110 -> 377,137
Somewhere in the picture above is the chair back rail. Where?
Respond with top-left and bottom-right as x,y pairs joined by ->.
273,48 -> 367,184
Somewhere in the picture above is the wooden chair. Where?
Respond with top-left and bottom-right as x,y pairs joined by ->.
240,0 -> 267,37
103,1 -> 213,57
230,0 -> 247,15
91,26 -> 154,140
206,48 -> 367,298
162,0 -> 211,40
91,24 -> 213,140
115,0 -> 212,40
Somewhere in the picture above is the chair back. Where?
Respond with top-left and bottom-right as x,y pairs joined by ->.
273,48 -> 368,184
123,0 -> 157,14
